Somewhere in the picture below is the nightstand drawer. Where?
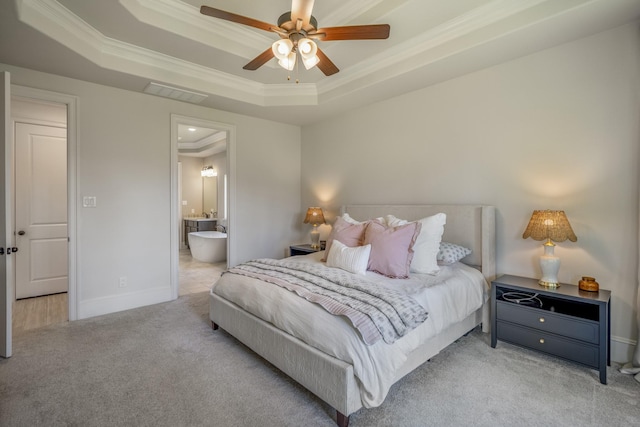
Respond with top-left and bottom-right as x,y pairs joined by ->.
497,301 -> 599,344
497,321 -> 599,368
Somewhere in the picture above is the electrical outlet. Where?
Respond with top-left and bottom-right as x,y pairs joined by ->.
118,277 -> 127,288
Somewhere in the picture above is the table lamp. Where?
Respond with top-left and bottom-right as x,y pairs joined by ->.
522,210 -> 577,288
303,207 -> 325,249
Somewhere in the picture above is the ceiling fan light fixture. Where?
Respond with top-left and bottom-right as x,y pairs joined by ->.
200,4 -> 390,77
298,38 -> 317,57
272,39 -> 294,59
298,38 -> 318,70
302,55 -> 319,70
278,52 -> 297,71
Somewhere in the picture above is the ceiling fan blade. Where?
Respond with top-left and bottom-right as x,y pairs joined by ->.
315,48 -> 339,76
315,24 -> 390,41
243,48 -> 275,71
291,0 -> 315,27
200,6 -> 275,32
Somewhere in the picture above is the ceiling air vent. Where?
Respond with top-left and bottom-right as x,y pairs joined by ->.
143,82 -> 208,104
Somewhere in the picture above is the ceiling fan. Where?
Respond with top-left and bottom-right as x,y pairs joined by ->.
200,0 -> 390,77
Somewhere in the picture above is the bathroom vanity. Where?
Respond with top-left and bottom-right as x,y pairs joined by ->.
184,218 -> 217,247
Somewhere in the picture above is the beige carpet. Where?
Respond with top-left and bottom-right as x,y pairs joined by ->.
1,291 -> 639,426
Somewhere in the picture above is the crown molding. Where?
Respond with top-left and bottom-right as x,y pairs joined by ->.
17,0 -> 318,106
179,129 -> 226,151
16,0 -> 598,110
316,0 -> 575,100
119,0 -> 278,68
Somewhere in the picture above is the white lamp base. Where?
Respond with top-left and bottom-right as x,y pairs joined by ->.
539,242 -> 560,288
310,226 -> 320,249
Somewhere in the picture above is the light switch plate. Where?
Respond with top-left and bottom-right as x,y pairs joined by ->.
82,196 -> 97,208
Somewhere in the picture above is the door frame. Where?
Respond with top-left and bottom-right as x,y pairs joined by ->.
2,72 -> 10,357
170,114 -> 236,300
11,85 -> 78,321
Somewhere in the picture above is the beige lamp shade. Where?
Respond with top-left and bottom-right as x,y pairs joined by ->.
522,210 -> 577,288
303,207 -> 326,226
522,210 -> 577,243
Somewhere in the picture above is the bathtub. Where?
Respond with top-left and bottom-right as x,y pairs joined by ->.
188,231 -> 227,263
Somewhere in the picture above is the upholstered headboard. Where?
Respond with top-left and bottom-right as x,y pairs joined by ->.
341,204 -> 496,282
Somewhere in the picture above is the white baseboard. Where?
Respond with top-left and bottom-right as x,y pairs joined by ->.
612,335 -> 637,364
77,287 -> 174,320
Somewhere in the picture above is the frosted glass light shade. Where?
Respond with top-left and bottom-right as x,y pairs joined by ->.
272,39 -> 293,59
298,38 -> 318,70
302,55 -> 319,70
298,38 -> 317,57
278,52 -> 296,70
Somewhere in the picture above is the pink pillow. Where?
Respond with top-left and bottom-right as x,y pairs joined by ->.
322,216 -> 368,261
363,220 -> 422,279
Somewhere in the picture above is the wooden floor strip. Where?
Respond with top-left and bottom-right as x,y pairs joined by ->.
13,293 -> 68,336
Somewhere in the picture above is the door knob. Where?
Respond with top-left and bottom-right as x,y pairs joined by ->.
17,230 -> 25,235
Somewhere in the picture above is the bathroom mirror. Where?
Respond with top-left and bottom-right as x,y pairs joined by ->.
177,123 -> 227,219
203,175 -> 217,216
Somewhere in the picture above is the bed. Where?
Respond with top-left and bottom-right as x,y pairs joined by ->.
209,204 -> 496,426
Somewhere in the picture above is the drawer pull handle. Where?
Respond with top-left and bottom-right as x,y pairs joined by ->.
539,317 -> 545,323
539,338 -> 545,344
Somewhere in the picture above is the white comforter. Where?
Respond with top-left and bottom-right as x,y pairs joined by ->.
211,252 -> 488,408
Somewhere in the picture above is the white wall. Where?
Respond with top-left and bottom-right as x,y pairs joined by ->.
301,23 -> 640,363
234,118 -> 302,260
178,155 -> 204,218
2,63 -> 301,319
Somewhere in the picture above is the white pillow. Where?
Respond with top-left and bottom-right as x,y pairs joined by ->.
326,239 -> 371,275
341,212 -> 383,225
386,213 -> 446,274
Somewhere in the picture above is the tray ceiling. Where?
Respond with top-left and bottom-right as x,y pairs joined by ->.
1,0 -> 639,125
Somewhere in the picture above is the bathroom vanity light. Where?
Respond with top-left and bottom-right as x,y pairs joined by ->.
303,207 -> 325,249
201,166 -> 217,177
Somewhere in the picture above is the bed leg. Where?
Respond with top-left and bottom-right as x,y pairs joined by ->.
211,321 -> 219,330
336,411 -> 349,427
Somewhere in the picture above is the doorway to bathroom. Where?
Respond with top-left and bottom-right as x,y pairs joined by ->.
170,115 -> 235,299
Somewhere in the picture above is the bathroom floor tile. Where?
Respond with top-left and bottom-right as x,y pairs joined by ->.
179,249 -> 226,296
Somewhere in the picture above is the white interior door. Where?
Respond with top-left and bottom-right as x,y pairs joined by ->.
15,123 -> 67,299
1,72 -> 11,358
